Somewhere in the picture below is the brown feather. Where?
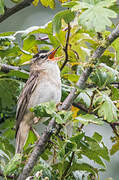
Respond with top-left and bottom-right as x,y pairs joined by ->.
16,72 -> 39,136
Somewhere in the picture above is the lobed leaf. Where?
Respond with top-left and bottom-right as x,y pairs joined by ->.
71,0 -> 117,32
53,10 -> 75,33
98,94 -> 118,122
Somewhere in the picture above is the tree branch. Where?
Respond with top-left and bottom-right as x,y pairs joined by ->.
18,24 -> 119,180
0,63 -> 29,74
0,0 -> 34,23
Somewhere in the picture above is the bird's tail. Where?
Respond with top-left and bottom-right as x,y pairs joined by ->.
15,121 -> 30,154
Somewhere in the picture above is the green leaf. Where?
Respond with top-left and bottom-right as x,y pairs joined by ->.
48,34 -> 59,48
82,149 -> 106,167
72,2 -> 92,11
112,38 -> 119,64
0,78 -> 20,109
55,110 -> 72,124
53,10 -> 75,33
64,74 -> 79,83
32,0 -> 39,6
110,5 -> 119,13
11,0 -> 22,3
0,46 -> 21,59
24,129 -> 37,151
97,0 -> 117,7
2,127 -> 15,140
72,0 -> 117,32
3,154 -> 22,175
110,140 -> 119,155
55,30 -> 66,47
40,0 -> 55,9
76,114 -> 103,125
77,91 -> 91,107
62,1 -> 78,8
111,86 -> 119,101
69,32 -> 91,61
80,7 -> 116,32
72,162 -> 97,175
0,118 -> 14,131
0,0 -> 4,15
0,136 -> 15,155
32,101 -> 72,125
23,35 -> 37,51
99,55 -> 114,67
2,70 -> 29,80
70,133 -> 85,148
98,94 -> 118,122
31,101 -> 56,117
91,69 -> 116,87
92,132 -> 102,143
65,141 -> 77,154
86,135 -> 110,162
0,150 -> 10,160
0,118 -> 15,140
0,32 -> 15,37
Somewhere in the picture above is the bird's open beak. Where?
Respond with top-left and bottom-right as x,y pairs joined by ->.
48,46 -> 60,61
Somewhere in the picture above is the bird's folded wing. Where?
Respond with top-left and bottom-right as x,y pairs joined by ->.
16,72 -> 39,134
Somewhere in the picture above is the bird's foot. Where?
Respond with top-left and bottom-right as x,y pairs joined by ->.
33,117 -> 40,124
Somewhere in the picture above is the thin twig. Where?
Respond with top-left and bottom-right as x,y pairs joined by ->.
60,23 -> 71,71
78,124 -> 84,132
88,90 -> 96,113
0,0 -> 34,23
110,123 -> 119,137
38,36 -> 49,41
73,102 -> 88,113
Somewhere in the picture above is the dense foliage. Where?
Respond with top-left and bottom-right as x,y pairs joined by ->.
0,0 -> 119,179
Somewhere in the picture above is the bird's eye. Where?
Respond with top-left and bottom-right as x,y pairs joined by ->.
40,55 -> 46,59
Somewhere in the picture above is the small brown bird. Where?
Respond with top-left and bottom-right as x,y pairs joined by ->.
15,49 -> 61,153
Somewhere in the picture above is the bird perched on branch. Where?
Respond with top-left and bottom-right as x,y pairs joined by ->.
15,48 -> 61,153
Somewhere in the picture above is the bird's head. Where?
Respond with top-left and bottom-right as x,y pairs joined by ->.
32,47 -> 59,65
21,47 -> 60,70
